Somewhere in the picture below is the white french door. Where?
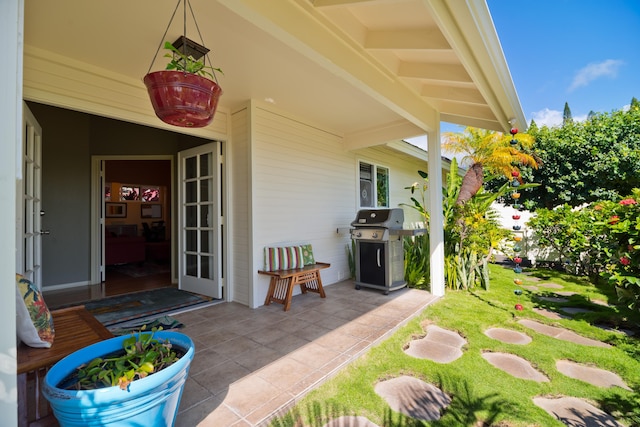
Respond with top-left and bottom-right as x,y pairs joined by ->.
19,103 -> 44,287
178,142 -> 223,299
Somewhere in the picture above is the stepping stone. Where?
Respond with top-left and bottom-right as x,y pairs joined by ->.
374,376 -> 451,421
591,299 -> 610,307
536,296 -> 569,303
522,285 -> 538,291
595,324 -> 636,337
533,307 -> 569,320
554,291 -> 577,297
533,396 -> 624,427
538,283 -> 563,289
556,360 -> 631,390
323,416 -> 379,427
482,352 -> 548,382
560,307 -> 593,315
518,319 -> 611,348
404,325 -> 466,363
484,328 -> 531,345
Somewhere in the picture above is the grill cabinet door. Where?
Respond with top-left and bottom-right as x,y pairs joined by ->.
358,241 -> 386,286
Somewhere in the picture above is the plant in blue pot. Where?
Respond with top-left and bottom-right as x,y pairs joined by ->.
43,327 -> 194,427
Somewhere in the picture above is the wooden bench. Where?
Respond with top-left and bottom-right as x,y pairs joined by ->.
17,305 -> 114,427
259,262 -> 330,311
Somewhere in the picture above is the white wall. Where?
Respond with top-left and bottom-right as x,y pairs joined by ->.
244,102 -> 431,308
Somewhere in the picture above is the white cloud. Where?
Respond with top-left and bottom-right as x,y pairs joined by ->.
531,108 -> 563,127
569,59 -> 624,92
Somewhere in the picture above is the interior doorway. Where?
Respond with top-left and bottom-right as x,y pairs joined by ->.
93,156 -> 175,296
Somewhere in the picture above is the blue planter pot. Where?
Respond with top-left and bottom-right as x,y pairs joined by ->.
43,331 -> 194,427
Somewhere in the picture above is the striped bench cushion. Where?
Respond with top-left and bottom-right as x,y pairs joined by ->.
264,246 -> 305,272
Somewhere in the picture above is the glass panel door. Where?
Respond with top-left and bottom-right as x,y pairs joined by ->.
178,143 -> 222,298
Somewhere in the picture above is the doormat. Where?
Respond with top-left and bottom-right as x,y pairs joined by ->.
84,287 -> 219,328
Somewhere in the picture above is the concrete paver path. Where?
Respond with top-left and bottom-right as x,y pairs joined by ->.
404,325 -> 466,363
518,319 -> 611,348
556,360 -> 631,390
533,397 -> 625,427
482,352 -> 549,382
375,376 -> 450,421
484,328 -> 531,345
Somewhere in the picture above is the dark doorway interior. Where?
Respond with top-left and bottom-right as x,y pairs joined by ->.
104,159 -> 172,292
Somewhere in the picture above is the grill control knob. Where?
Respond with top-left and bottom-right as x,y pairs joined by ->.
372,232 -> 378,239
355,231 -> 362,237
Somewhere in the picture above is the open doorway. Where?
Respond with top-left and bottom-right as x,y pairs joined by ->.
101,158 -> 174,296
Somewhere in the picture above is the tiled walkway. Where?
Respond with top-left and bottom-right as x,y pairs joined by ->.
172,280 -> 439,426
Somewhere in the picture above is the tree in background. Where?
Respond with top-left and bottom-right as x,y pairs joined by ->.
563,102 -> 573,126
524,98 -> 640,209
441,127 -> 539,206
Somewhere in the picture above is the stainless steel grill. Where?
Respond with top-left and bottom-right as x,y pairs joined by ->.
349,208 -> 407,294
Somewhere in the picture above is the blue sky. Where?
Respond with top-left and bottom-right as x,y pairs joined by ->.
487,0 -> 640,128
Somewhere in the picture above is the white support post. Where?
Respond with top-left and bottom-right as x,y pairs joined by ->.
427,125 -> 445,297
1,0 -> 23,425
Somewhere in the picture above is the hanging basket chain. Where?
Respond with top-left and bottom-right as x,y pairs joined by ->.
186,0 -> 220,85
146,0 -> 181,76
145,0 -> 219,85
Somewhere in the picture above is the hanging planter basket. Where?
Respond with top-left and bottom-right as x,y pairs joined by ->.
143,0 -> 223,128
144,70 -> 222,128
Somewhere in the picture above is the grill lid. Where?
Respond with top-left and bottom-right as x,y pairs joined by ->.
351,208 -> 404,229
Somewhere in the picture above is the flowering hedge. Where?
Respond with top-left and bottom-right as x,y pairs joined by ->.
600,190 -> 640,311
527,189 -> 640,311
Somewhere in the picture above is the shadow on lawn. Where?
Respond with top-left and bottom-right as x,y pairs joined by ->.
270,377 -> 510,427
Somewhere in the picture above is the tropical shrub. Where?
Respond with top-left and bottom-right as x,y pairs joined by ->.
526,204 -> 610,280
600,189 -> 640,311
403,159 -> 524,290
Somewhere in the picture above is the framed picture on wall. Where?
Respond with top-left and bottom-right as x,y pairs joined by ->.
106,202 -> 127,218
141,204 -> 162,218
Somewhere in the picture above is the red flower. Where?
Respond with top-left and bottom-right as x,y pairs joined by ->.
620,256 -> 631,266
609,216 -> 619,224
594,205 -> 603,211
619,198 -> 637,205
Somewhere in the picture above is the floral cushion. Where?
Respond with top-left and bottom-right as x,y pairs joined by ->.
15,274 -> 55,348
300,244 -> 315,266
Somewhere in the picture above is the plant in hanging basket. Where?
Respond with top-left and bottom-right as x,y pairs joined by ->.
43,328 -> 195,427
144,41 -> 223,128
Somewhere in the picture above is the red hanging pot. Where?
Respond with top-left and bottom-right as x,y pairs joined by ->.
144,71 -> 223,128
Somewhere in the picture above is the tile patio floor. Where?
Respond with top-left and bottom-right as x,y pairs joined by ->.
172,280 -> 439,426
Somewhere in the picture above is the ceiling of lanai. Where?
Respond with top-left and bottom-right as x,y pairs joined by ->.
23,0 -> 525,146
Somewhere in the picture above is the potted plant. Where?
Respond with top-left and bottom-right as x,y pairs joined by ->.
42,328 -> 195,427
144,41 -> 223,128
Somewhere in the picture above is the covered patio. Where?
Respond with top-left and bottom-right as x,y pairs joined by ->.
172,281 -> 438,426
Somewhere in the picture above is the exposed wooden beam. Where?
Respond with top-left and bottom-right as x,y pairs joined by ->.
343,119 -> 425,150
365,29 -> 450,50
420,84 -> 485,104
398,61 -> 471,83
313,0 -> 377,7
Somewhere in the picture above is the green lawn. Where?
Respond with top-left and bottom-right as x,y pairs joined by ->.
271,264 -> 640,427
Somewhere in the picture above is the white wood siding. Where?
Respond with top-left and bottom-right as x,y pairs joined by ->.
23,46 -> 228,140
230,106 -> 251,306
249,104 -> 353,308
246,102 -> 431,308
